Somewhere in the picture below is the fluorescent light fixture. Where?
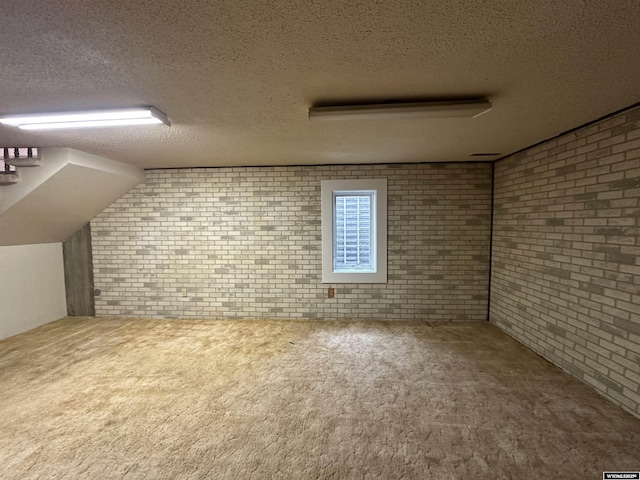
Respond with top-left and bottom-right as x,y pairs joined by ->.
309,99 -> 491,121
0,107 -> 170,130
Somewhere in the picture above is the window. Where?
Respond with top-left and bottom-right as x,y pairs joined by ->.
334,194 -> 372,272
321,179 -> 387,283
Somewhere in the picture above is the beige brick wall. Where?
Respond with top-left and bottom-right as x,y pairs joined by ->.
92,163 -> 492,321
491,106 -> 640,417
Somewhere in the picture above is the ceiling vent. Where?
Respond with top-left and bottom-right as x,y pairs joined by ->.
3,147 -> 41,167
0,147 -> 41,185
0,163 -> 19,185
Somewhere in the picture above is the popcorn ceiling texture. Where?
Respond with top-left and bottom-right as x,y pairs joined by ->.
92,163 -> 492,321
491,105 -> 640,417
4,2 -> 640,169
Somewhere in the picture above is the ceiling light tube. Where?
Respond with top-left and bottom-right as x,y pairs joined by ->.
0,107 -> 170,129
309,100 -> 491,121
19,117 -> 165,130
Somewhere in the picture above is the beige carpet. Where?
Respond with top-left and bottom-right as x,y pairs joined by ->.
0,317 -> 638,479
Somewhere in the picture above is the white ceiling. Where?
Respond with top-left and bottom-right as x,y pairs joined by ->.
1,0 -> 639,169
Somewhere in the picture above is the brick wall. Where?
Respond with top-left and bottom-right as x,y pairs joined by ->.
92,163 -> 492,321
491,106 -> 640,417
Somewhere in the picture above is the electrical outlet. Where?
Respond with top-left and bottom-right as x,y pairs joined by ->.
182,288 -> 187,297
328,287 -> 335,298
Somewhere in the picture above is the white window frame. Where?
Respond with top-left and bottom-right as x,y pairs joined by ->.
321,179 -> 387,283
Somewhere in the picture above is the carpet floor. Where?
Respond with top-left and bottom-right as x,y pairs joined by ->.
0,317 -> 638,479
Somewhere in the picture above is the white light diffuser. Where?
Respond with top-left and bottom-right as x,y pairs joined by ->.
0,107 -> 170,129
309,100 -> 491,121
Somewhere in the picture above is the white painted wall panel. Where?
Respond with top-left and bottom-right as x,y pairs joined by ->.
0,243 -> 67,339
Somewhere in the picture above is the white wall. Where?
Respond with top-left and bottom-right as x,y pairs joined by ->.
0,243 -> 67,340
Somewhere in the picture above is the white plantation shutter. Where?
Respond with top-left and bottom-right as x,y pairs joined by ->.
334,194 -> 372,271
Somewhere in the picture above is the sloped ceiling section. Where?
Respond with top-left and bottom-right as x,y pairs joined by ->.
0,148 -> 144,246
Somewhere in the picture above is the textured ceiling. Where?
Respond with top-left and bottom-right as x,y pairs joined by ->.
1,0 -> 639,168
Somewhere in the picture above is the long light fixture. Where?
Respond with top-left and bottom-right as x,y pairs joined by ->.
0,107 -> 170,130
308,99 -> 491,122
